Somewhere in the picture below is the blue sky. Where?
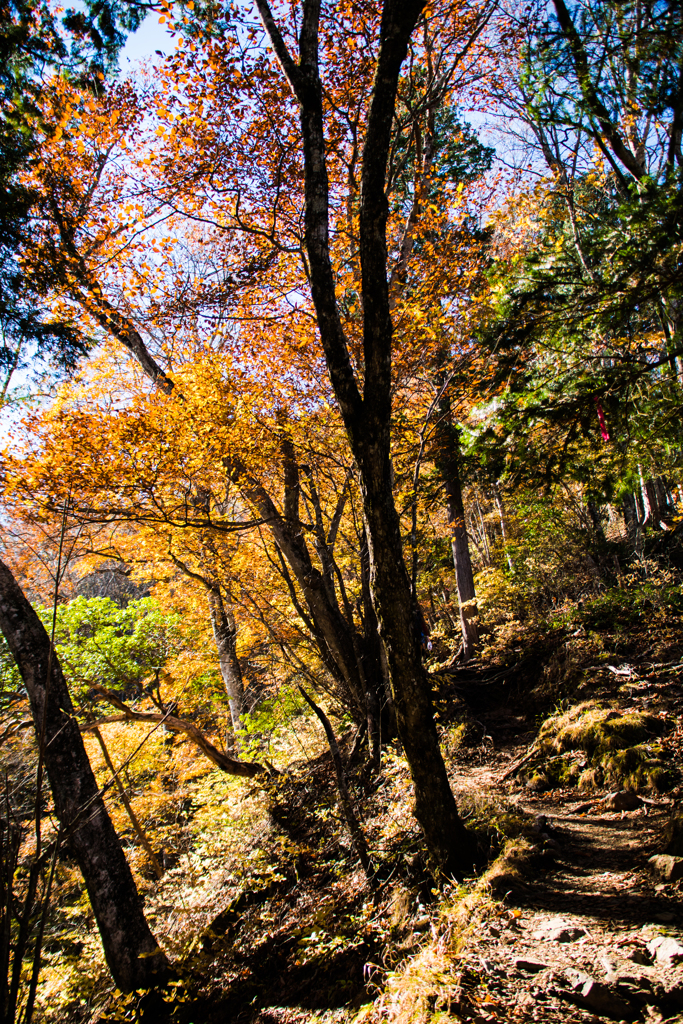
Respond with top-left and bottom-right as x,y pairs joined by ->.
119,12 -> 176,67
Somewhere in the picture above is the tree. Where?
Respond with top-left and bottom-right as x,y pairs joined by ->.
457,0 -> 683,535
7,0 -> 495,875
0,559 -> 170,991
0,0 -> 151,399
480,0 -> 683,404
3,361 -> 393,760
45,596 -> 183,700
242,0 -> 487,875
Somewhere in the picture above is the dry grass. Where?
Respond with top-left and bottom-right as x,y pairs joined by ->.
375,886 -> 497,1024
355,830 -> 538,1024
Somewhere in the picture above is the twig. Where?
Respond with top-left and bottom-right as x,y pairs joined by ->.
90,722 -> 164,879
298,687 -> 375,885
499,742 -> 540,782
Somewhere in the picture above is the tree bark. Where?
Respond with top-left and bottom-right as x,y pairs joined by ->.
359,527 -> 394,758
0,559 -> 170,992
359,468 -> 472,874
434,385 -> 479,661
254,0 -> 474,876
207,587 -> 246,736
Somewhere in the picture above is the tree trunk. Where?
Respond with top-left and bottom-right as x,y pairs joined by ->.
252,0 -> 473,876
65,0 -> 474,878
360,528 -> 394,760
207,587 -> 245,738
638,464 -> 651,524
359,460 -> 473,876
586,500 -> 607,545
492,481 -> 514,571
434,387 -> 479,661
0,559 -> 170,992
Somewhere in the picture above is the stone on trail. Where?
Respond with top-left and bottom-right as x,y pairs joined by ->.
648,854 -> 683,883
605,790 -> 643,811
562,970 -> 636,1019
663,979 -> 683,1009
577,978 -> 635,1018
515,958 -> 548,973
647,935 -> 683,965
627,947 -> 653,965
532,916 -> 587,942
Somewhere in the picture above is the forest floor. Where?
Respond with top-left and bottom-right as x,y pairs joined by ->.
69,614 -> 683,1024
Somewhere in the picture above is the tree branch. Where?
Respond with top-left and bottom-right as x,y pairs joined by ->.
298,686 -> 374,883
87,689 -> 269,779
552,0 -> 647,181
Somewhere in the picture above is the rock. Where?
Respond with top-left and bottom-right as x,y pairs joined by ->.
628,948 -> 653,966
649,855 -> 683,883
578,978 -> 635,1018
515,958 -> 548,973
562,971 -> 636,1019
647,936 -> 683,965
565,968 -> 593,989
605,790 -> 643,811
664,811 -> 683,856
533,916 -> 587,942
604,974 -> 655,1007
663,980 -> 683,1010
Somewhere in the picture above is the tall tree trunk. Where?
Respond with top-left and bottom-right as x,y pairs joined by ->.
207,587 -> 245,738
359,459 -> 472,876
638,464 -> 652,524
0,559 -> 170,992
434,384 -> 479,661
586,500 -> 607,545
448,473 -> 479,662
165,545 -> 247,743
360,528 -> 395,758
622,491 -> 644,552
253,0 -> 473,876
67,0 -> 474,878
492,481 -> 514,571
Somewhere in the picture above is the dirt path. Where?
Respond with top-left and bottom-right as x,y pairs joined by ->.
447,755 -> 683,1023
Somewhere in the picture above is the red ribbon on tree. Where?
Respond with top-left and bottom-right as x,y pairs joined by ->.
593,397 -> 610,441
